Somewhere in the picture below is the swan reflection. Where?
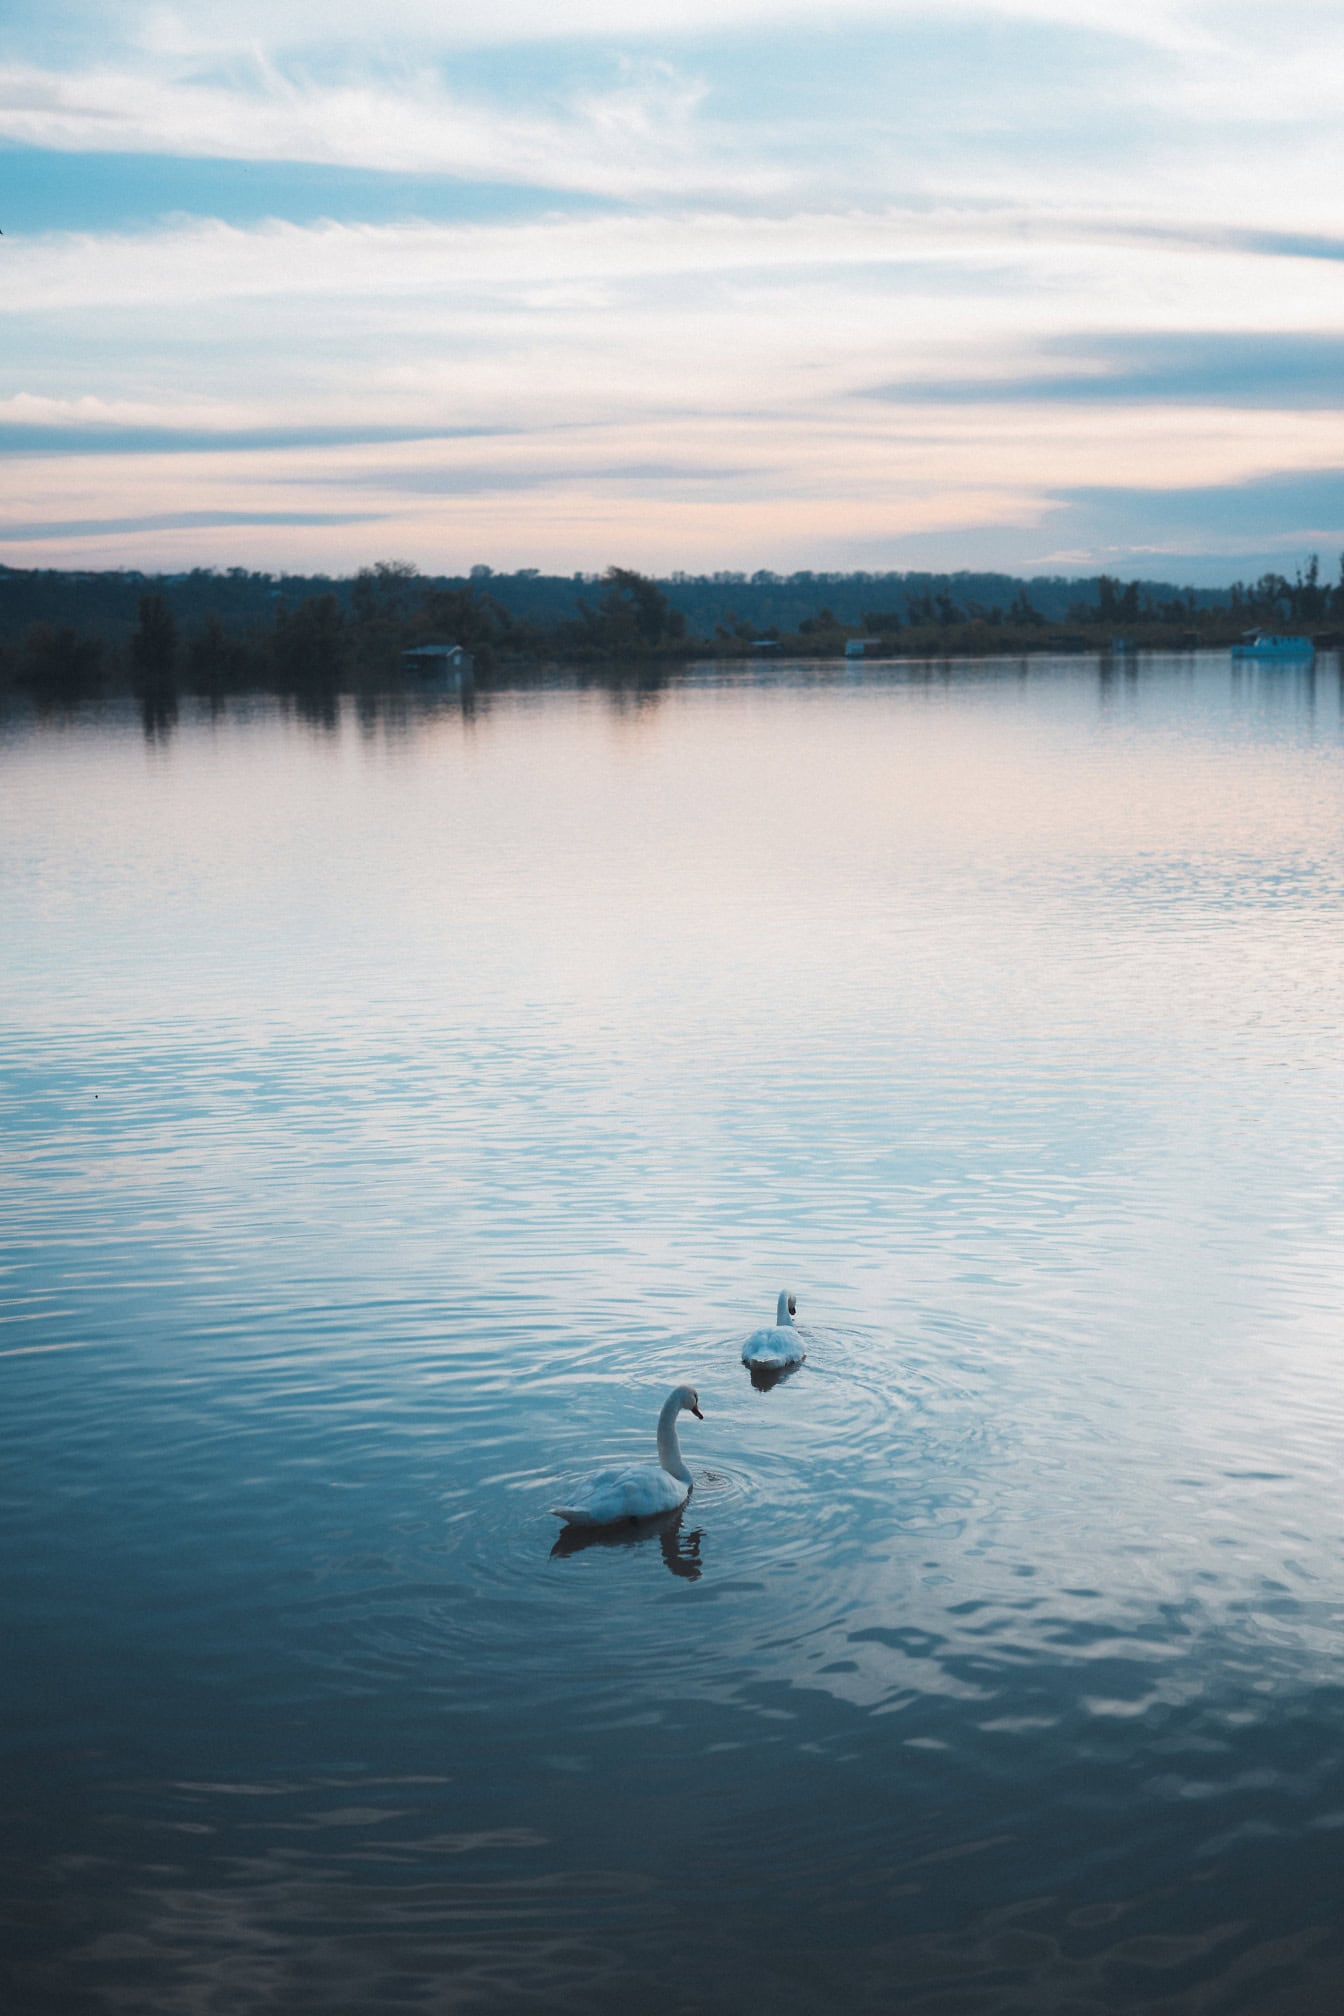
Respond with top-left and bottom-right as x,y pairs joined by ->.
746,1358 -> 804,1393
550,1505 -> 705,1580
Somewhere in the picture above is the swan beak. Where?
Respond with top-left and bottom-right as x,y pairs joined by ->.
689,1402 -> 704,1419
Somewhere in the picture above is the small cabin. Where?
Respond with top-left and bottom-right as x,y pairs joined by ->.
844,637 -> 880,658
402,642 -> 474,680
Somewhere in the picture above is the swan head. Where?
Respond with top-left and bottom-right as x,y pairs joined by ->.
676,1385 -> 704,1420
776,1290 -> 797,1325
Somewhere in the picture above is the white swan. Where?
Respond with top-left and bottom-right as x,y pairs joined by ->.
741,1290 -> 805,1369
550,1385 -> 704,1527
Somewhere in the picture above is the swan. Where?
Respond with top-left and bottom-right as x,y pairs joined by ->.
550,1385 -> 704,1527
741,1290 -> 805,1370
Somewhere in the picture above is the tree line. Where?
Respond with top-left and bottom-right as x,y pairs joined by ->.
3,556 -> 1341,704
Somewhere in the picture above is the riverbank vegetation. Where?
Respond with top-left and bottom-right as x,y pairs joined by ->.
3,556 -> 1342,705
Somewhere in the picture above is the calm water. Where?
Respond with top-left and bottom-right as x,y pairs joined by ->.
4,656 -> 1344,2014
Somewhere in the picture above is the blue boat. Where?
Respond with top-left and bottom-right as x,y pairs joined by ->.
1230,632 -> 1315,660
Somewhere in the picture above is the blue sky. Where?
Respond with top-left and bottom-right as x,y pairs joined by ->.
3,0 -> 1343,581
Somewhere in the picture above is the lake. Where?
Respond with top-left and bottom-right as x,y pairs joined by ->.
3,653 -> 1343,2014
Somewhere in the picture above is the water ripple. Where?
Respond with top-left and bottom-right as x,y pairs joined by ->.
6,668 -> 1344,2013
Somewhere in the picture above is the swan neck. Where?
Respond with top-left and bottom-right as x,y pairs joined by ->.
776,1292 -> 795,1327
657,1393 -> 691,1482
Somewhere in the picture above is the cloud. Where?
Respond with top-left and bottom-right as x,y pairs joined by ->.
11,0 -> 1208,63
5,4 -> 1340,217
0,418 -> 510,456
862,333 -> 1344,410
0,58 -> 776,201
7,204 -> 1344,326
1054,466 -> 1344,553
335,458 -> 760,496
0,508 -> 379,540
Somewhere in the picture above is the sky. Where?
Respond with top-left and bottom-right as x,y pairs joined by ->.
2,0 -> 1343,583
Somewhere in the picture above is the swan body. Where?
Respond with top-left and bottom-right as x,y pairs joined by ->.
741,1290 -> 804,1369
550,1385 -> 704,1527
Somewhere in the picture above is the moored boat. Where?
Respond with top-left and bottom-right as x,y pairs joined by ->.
1230,632 -> 1315,660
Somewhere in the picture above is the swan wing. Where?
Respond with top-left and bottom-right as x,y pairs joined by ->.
741,1325 -> 805,1367
551,1462 -> 689,1526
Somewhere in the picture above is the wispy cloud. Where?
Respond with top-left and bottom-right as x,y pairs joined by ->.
18,0 -> 1208,63
0,419 -> 510,455
0,508 -> 376,540
863,333 -> 1344,410
0,58 -> 774,201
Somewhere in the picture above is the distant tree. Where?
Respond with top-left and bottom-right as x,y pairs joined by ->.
351,560 -> 419,628
1253,573 -> 1291,622
416,583 -> 509,666
272,594 -> 347,685
1293,554 -> 1324,622
800,607 -> 839,634
131,593 -> 177,681
187,616 -> 252,688
20,621 -> 104,696
583,568 -> 685,652
714,608 -> 753,643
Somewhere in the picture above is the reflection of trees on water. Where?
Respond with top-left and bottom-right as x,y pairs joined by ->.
138,685 -> 178,743
550,1503 -> 705,1580
46,646 -> 1328,748
591,663 -> 670,715
285,686 -> 341,735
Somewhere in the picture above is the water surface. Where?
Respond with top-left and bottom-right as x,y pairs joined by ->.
4,655 -> 1344,2012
